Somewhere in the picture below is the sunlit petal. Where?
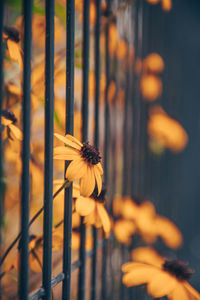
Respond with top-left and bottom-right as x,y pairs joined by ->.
75,196 -> 95,216
66,159 -> 87,181
97,203 -> 111,234
147,271 -> 177,298
54,133 -> 81,150
94,165 -> 102,195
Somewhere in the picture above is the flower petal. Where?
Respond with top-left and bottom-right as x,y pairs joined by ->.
97,203 -> 111,234
9,124 -> 23,141
80,167 -> 95,196
65,134 -> 83,147
66,159 -> 87,181
183,282 -> 200,300
168,283 -> 191,300
96,162 -> 103,175
75,196 -> 95,216
94,165 -> 102,195
122,267 -> 159,287
54,146 -> 80,160
54,133 -> 81,150
147,271 -> 177,298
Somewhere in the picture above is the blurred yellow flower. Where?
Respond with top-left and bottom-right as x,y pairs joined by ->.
148,106 -> 188,152
144,53 -> 165,73
122,259 -> 200,300
75,187 -> 111,236
1,109 -> 22,141
54,134 -> 103,196
140,74 -> 162,101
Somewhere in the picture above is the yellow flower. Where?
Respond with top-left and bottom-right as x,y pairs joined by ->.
148,106 -> 188,152
54,134 -> 103,196
1,109 -> 22,141
122,258 -> 200,300
3,26 -> 23,72
113,219 -> 136,245
112,195 -> 182,248
75,186 -> 111,236
131,246 -> 165,268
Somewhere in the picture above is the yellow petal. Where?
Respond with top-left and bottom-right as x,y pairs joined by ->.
169,283 -> 191,300
122,262 -> 153,272
2,117 -> 12,126
94,165 -> 102,195
114,219 -> 136,244
75,196 -> 95,216
54,146 -> 79,156
122,267 -> 159,287
97,203 -> 111,234
80,167 -> 95,196
65,134 -> 83,147
183,282 -> 200,300
96,162 -> 103,175
54,133 -> 81,150
54,146 -> 80,160
9,124 -> 23,140
131,247 -> 164,268
147,271 -> 177,298
66,159 -> 87,181
155,216 -> 182,249
72,183 -> 80,198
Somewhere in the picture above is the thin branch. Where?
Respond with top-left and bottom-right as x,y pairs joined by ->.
0,179 -> 70,266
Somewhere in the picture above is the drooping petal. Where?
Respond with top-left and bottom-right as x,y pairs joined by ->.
114,219 -> 136,245
80,166 -> 95,197
168,283 -> 191,300
75,196 -> 95,216
65,134 -> 83,147
131,247 -> 165,268
183,282 -> 200,300
72,183 -> 80,198
2,117 -> 12,126
96,162 -> 103,175
97,203 -> 111,234
80,166 -> 95,196
9,124 -> 23,141
122,262 -> 154,273
147,271 -> 177,298
155,216 -> 183,249
54,133 -> 81,150
66,159 -> 87,181
122,267 -> 159,287
94,165 -> 102,195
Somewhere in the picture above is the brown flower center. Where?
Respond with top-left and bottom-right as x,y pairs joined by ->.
4,26 -> 20,43
81,143 -> 101,165
2,109 -> 17,124
163,260 -> 193,281
92,186 -> 106,204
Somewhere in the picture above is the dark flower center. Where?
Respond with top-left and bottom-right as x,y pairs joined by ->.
163,260 -> 193,281
133,196 -> 144,206
92,186 -> 106,204
2,109 -> 17,124
81,143 -> 101,165
4,26 -> 20,43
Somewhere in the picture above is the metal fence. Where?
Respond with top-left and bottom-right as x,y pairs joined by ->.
0,0 -> 154,299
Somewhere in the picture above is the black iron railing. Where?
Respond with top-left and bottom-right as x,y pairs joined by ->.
0,0 -> 149,299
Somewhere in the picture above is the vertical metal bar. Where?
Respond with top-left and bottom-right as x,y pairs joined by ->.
91,1 -> 101,299
0,2 -> 4,300
19,1 -> 33,299
122,69 -> 130,197
78,1 -> 90,299
62,0 -> 75,299
43,1 -> 55,299
101,1 -> 111,299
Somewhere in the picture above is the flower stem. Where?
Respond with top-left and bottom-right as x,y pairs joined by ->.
0,179 -> 70,266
